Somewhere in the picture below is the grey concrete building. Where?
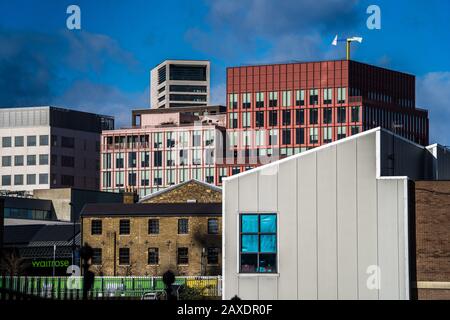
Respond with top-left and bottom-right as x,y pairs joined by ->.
222,127 -> 450,300
0,106 -> 114,192
150,60 -> 210,109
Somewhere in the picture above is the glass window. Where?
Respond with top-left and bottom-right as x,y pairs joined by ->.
102,172 -> 112,188
256,92 -> 264,108
228,93 -> 238,109
2,156 -> 11,167
351,126 -> 360,135
282,129 -> 291,145
240,214 -> 277,273
296,90 -> 305,106
119,219 -> 130,235
153,132 -> 163,148
115,153 -> 124,169
39,154 -> 49,165
14,155 -> 24,166
14,174 -> 24,185
26,174 -> 36,185
337,107 -> 346,123
91,220 -> 102,235
282,91 -> 291,107
296,128 -> 305,144
323,88 -> 332,104
193,131 -> 201,147
119,248 -> 130,265
351,106 -> 360,122
27,135 -> 37,146
177,247 -> 189,265
148,219 -> 159,234
39,135 -> 49,146
207,247 -> 220,265
208,218 -> 219,234
178,219 -> 189,234
2,175 -> 11,186
309,128 -> 318,144
2,137 -> 12,147
242,93 -> 251,109
154,151 -> 162,167
128,152 -> 137,168
148,248 -> 159,265
337,87 -> 346,104
269,111 -> 278,126
282,110 -> 291,126
256,111 -> 264,127
92,249 -> 102,265
309,89 -> 318,105
14,136 -> 24,147
337,126 -> 347,140
242,112 -> 251,128
39,173 -> 48,185
323,127 -> 332,143
115,171 -> 124,187
309,108 -> 318,125
269,91 -> 278,107
140,151 -> 150,167
323,108 -> 332,124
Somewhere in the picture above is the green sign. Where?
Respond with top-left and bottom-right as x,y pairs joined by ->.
31,259 -> 70,268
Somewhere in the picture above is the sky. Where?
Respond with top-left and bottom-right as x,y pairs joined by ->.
0,0 -> 449,144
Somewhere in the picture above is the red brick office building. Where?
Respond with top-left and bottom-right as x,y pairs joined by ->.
222,59 -> 429,176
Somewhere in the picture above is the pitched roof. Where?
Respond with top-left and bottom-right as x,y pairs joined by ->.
138,179 -> 222,203
81,202 -> 221,217
3,224 -> 80,246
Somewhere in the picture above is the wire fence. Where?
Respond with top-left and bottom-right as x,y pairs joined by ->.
0,275 -> 222,300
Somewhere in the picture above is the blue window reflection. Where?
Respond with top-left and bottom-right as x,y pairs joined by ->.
260,215 -> 276,233
241,235 -> 258,252
241,215 -> 258,233
260,235 -> 276,253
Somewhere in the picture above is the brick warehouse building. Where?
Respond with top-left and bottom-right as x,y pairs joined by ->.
82,180 -> 222,276
223,59 -> 429,175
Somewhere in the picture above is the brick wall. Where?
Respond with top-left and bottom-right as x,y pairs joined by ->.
415,181 -> 450,299
82,215 -> 222,276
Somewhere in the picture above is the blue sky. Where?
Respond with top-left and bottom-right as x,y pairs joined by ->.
0,0 -> 449,144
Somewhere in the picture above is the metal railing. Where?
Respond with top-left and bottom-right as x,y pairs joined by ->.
0,275 -> 222,300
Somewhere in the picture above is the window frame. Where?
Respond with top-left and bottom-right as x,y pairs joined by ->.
239,212 -> 278,274
119,219 -> 131,235
91,219 -> 102,235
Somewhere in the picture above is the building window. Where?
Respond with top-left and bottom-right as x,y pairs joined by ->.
92,249 -> 102,265
269,92 -> 278,107
323,88 -> 332,105
128,172 -> 137,186
323,127 -> 332,144
208,218 -> 219,234
255,111 -> 264,127
140,151 -> 150,167
323,108 -> 332,124
351,106 -> 360,122
207,247 -> 220,265
39,173 -> 48,184
14,174 -> 23,186
282,110 -> 291,126
296,128 -> 305,144
282,129 -> 291,145
2,175 -> 11,186
242,93 -> 251,109
177,247 -> 189,265
2,137 -> 12,147
269,111 -> 278,126
14,136 -> 24,147
178,218 -> 189,234
119,219 -> 130,235
26,174 -> 36,185
153,170 -> 162,186
128,152 -> 137,168
61,156 -> 74,168
296,109 -> 304,125
148,248 -> 159,265
269,129 -> 278,146
242,112 -> 251,128
309,128 -> 318,144
309,89 -> 318,105
91,220 -> 102,235
14,155 -> 24,166
309,108 -> 318,125
115,153 -> 124,169
153,151 -> 162,167
256,92 -> 264,108
61,136 -> 75,148
337,87 -> 346,104
337,126 -> 347,140
2,156 -> 11,167
351,126 -> 360,135
115,171 -> 124,187
119,248 -> 130,265
193,131 -> 202,147
240,214 -> 277,273
296,90 -> 305,106
39,135 -> 49,146
337,107 -> 346,123
229,113 -> 238,128
102,172 -> 112,188
148,219 -> 159,234
282,91 -> 291,107
27,135 -> 36,147
26,155 -> 36,166
228,93 -> 238,109
39,154 -> 49,165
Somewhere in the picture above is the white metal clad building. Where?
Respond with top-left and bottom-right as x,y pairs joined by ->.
222,127 -> 450,300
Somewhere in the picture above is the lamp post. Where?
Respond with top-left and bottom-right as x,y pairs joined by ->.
69,202 -> 76,267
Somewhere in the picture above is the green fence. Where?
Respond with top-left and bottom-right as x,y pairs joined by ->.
0,276 -> 222,300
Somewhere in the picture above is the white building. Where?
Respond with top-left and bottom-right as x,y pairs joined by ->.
0,106 -> 114,193
222,127 -> 450,300
150,60 -> 210,109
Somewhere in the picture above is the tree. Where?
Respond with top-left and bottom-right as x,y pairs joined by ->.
0,250 -> 28,276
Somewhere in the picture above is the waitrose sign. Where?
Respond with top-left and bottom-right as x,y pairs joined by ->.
32,259 -> 70,268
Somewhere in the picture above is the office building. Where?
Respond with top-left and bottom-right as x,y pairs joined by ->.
150,60 -> 210,109
100,107 -> 226,198
222,127 -> 450,300
223,60 -> 429,176
0,106 -> 114,192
